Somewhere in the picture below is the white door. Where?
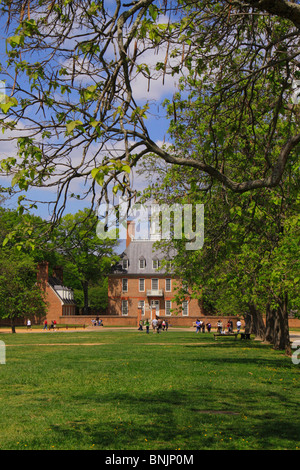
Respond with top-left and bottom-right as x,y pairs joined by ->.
151,300 -> 160,317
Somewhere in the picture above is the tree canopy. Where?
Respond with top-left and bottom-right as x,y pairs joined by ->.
52,208 -> 119,313
0,0 -> 298,220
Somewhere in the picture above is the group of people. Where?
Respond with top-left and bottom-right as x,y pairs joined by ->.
195,319 -> 211,333
91,318 -> 103,327
196,319 -> 242,334
138,318 -> 169,334
42,320 -> 57,331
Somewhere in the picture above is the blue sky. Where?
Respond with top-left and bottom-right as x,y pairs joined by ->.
0,3 -> 180,221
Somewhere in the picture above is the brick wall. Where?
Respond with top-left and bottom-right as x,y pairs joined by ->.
44,284 -> 64,323
108,275 -> 203,322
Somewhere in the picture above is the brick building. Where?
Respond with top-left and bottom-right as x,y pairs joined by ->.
37,261 -> 76,323
107,221 -> 203,325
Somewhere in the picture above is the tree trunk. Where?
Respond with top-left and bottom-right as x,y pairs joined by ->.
11,317 -> 16,334
265,303 -> 275,343
245,303 -> 266,339
273,292 -> 291,355
82,280 -> 89,315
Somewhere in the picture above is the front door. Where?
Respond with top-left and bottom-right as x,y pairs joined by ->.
151,300 -> 160,318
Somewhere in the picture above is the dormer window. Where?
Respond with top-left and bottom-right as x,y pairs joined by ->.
122,258 -> 129,270
152,259 -> 160,270
139,257 -> 145,269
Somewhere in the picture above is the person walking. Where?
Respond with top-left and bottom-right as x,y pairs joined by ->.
145,319 -> 150,334
43,320 -> 48,330
236,319 -> 242,333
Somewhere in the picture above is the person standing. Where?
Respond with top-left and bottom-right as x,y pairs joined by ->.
236,319 -> 242,333
152,317 -> 158,333
27,319 -> 31,330
145,319 -> 150,334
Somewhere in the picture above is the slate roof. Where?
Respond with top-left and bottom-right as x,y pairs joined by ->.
111,240 -> 176,275
48,276 -> 76,305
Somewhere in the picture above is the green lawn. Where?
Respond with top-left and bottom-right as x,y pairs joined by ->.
0,329 -> 299,450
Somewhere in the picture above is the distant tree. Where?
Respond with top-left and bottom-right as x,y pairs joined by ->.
0,252 -> 46,333
74,281 -> 109,313
54,208 -> 119,314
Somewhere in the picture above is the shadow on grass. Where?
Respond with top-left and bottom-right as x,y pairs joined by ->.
45,387 -> 300,450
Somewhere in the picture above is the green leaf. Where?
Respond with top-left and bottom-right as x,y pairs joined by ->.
66,120 -> 84,135
122,165 -> 131,174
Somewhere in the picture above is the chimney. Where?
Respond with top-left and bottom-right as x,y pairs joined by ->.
126,220 -> 135,247
37,261 -> 49,289
53,266 -> 63,284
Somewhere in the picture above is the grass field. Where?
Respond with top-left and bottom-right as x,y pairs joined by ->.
0,329 -> 299,450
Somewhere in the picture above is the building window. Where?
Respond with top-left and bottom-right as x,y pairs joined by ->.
182,300 -> 189,316
151,278 -> 159,290
139,300 -> 145,316
165,260 -> 172,272
122,259 -> 128,269
139,278 -> 145,292
122,278 -> 128,292
152,259 -> 160,269
122,300 -> 128,316
165,300 -> 172,316
165,278 -> 171,292
139,258 -> 145,269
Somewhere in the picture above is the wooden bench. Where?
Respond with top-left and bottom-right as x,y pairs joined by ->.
240,333 -> 251,340
213,333 -> 238,340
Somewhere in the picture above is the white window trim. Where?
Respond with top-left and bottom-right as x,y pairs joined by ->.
122,278 -> 128,292
152,259 -> 160,269
139,259 -> 145,269
122,300 -> 128,316
151,278 -> 159,290
182,300 -> 189,316
139,278 -> 145,292
165,278 -> 171,292
165,300 -> 172,316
